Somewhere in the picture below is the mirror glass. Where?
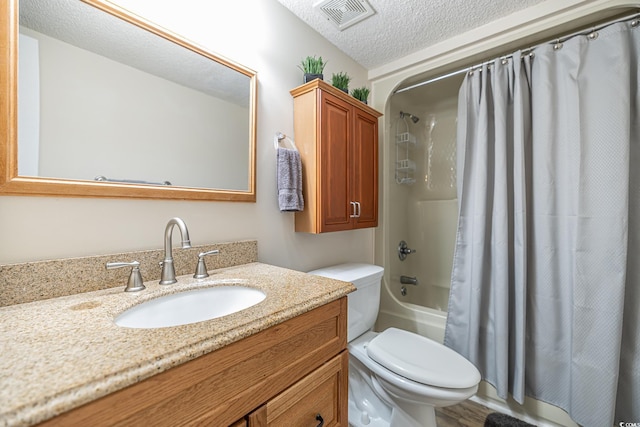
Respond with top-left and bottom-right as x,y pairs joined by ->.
1,0 -> 256,201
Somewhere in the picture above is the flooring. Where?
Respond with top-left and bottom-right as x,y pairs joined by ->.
435,399 -> 496,427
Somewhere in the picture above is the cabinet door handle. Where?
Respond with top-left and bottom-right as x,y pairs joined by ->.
316,414 -> 324,427
349,201 -> 357,218
355,201 -> 361,218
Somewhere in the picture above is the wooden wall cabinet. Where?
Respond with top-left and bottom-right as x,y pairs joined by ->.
291,80 -> 382,233
39,298 -> 348,427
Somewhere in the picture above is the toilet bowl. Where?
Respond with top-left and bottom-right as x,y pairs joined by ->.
309,263 -> 481,427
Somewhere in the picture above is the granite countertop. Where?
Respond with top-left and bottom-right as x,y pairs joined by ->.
0,262 -> 354,427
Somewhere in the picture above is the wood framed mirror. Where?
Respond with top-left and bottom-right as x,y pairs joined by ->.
0,0 -> 257,201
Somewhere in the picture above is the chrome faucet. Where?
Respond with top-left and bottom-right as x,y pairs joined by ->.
159,217 -> 192,285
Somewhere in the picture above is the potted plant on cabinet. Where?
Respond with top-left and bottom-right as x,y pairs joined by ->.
351,87 -> 370,104
331,72 -> 351,93
298,55 -> 327,83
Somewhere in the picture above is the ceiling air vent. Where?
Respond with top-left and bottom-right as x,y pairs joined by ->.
314,0 -> 376,31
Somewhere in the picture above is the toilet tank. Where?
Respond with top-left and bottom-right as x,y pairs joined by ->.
308,263 -> 384,342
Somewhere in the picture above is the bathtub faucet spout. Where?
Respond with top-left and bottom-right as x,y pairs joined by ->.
400,275 -> 418,286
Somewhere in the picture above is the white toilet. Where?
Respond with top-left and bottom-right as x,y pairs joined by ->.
309,263 -> 481,427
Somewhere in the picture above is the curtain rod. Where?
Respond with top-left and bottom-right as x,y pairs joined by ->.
394,10 -> 640,94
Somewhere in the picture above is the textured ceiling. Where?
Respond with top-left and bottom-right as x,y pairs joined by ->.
275,0 -> 549,70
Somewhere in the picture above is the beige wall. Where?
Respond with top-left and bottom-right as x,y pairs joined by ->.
0,0 -> 375,270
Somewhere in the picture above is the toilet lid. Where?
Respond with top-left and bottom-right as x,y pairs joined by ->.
366,328 -> 481,389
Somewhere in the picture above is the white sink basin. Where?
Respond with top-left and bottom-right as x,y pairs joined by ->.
115,286 -> 266,329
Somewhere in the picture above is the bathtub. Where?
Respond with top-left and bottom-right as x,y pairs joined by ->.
376,295 -> 447,343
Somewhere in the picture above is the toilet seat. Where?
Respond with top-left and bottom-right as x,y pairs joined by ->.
366,328 -> 481,389
349,330 -> 480,411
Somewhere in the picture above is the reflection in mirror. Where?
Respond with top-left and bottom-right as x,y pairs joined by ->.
1,0 -> 257,201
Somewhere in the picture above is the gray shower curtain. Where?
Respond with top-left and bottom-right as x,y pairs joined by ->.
444,20 -> 640,427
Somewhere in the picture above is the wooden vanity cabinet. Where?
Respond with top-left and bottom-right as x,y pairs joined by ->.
38,298 -> 348,427
291,79 -> 382,233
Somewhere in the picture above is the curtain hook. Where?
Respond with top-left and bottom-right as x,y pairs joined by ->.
631,19 -> 640,28
553,40 -> 563,50
588,30 -> 599,40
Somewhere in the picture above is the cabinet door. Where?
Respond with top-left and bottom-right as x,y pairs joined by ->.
246,406 -> 267,427
352,108 -> 378,229
319,91 -> 352,232
230,418 -> 249,427
264,352 -> 348,426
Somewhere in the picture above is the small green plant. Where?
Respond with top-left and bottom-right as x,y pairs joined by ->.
351,87 -> 370,103
331,72 -> 351,92
298,55 -> 327,75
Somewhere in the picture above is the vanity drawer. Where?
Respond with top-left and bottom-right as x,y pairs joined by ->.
265,351 -> 348,427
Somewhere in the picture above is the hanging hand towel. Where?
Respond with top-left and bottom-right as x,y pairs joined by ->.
277,147 -> 304,212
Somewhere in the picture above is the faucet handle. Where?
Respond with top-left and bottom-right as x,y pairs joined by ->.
106,261 -> 146,292
398,240 -> 417,261
193,249 -> 220,279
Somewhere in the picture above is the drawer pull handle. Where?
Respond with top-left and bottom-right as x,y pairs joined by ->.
316,414 -> 324,427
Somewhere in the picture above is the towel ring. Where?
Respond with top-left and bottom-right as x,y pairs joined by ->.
274,132 -> 297,150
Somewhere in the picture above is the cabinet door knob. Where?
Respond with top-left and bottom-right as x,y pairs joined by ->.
315,414 -> 324,427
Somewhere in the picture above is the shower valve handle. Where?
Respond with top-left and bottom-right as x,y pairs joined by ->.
398,240 -> 416,261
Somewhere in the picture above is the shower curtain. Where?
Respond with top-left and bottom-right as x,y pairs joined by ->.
444,20 -> 640,427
